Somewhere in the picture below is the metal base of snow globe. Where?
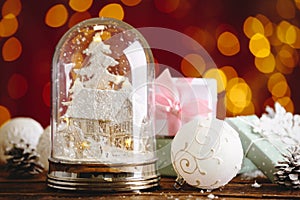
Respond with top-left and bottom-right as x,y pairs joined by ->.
47,158 -> 160,191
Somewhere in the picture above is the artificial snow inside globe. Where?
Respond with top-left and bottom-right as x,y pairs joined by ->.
47,17 -> 159,191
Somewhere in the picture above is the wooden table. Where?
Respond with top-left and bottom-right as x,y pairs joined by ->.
1,168 -> 300,199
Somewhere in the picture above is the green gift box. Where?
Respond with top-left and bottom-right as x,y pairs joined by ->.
239,157 -> 258,174
226,115 -> 287,182
156,137 -> 177,177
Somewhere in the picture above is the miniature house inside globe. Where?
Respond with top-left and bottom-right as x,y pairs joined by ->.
48,17 -> 159,191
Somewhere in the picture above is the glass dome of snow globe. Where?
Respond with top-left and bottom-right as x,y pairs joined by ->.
48,17 -> 159,191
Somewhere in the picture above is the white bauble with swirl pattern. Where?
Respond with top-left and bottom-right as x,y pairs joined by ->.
171,117 -> 243,190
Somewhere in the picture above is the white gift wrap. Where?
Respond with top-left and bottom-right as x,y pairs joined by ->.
155,77 -> 217,136
173,77 -> 218,117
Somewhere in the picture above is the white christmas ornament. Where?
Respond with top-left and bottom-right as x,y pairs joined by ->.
0,117 -> 44,164
36,126 -> 51,171
252,102 -> 300,144
171,117 -> 243,190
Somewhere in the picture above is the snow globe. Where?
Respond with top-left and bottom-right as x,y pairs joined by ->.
47,17 -> 160,191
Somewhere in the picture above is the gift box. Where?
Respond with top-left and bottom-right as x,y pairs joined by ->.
239,157 -> 258,174
155,69 -> 217,136
226,115 -> 288,182
154,69 -> 217,176
156,137 -> 177,177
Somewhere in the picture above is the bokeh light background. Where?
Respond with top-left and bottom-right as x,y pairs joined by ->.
0,0 -> 300,127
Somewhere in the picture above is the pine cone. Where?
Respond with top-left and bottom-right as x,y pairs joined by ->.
4,139 -> 44,178
273,146 -> 300,189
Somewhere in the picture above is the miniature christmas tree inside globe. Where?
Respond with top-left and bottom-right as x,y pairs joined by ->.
48,17 -> 159,191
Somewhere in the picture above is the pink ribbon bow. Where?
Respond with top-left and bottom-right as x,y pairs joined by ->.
155,69 -> 211,136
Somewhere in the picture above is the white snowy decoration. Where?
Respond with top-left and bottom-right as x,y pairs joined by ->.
0,117 -> 44,164
53,30 -> 144,162
36,126 -> 51,171
53,123 -> 153,163
65,89 -> 131,122
74,32 -> 124,90
68,78 -> 83,96
64,32 -> 132,122
252,102 -> 300,144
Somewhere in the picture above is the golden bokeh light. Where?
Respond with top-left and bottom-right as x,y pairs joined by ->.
2,36 -> 22,61
217,31 -> 240,56
240,102 -> 255,116
226,97 -> 244,115
0,15 -> 18,37
154,0 -> 180,13
291,26 -> 300,48
70,51 -> 84,79
264,22 -> 274,38
286,25 -> 297,45
68,11 -> 91,28
277,20 -> 297,45
2,0 -> 21,17
276,0 -> 295,19
227,82 -> 252,109
226,77 -> 246,92
278,45 -> 298,68
255,14 -> 273,37
121,0 -> 142,6
45,4 -> 68,28
254,53 -> 275,73
220,65 -> 238,81
0,105 -> 11,126
100,31 -> 111,41
249,33 -> 270,58
225,77 -> 253,115
269,23 -> 283,46
183,26 -> 215,52
71,51 -> 84,68
99,3 -> 124,20
296,0 -> 300,10
203,68 -> 227,93
275,53 -> 294,74
0,0 -> 299,124
69,0 -> 93,12
180,54 -> 205,77
276,63 -> 293,75
267,72 -> 286,93
7,73 -> 28,99
270,81 -> 289,98
272,86 -> 291,103
243,16 -> 264,39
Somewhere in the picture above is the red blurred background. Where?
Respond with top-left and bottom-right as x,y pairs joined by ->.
0,0 -> 299,127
